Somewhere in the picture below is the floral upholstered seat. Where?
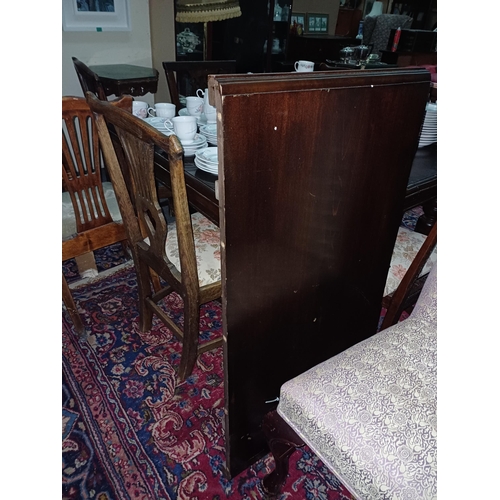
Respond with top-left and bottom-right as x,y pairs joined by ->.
277,264 -> 437,500
384,226 -> 437,297
164,212 -> 221,287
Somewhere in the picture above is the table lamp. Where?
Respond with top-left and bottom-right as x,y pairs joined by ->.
367,1 -> 383,17
176,0 -> 242,59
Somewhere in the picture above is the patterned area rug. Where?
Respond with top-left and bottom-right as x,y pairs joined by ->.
62,264 -> 354,500
62,206 -> 425,499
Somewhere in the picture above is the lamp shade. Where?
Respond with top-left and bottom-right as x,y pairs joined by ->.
176,0 -> 242,23
367,1 -> 383,17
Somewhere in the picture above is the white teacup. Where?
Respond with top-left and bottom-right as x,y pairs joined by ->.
148,102 -> 176,119
205,106 -> 217,124
164,116 -> 198,144
132,100 -> 149,118
185,96 -> 204,117
294,60 -> 314,72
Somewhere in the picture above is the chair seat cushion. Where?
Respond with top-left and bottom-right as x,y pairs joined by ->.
165,212 -> 221,287
384,226 -> 437,296
62,182 -> 122,240
277,312 -> 437,500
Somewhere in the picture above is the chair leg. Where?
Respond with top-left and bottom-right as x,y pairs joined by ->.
136,259 -> 154,332
262,410 -> 305,497
177,298 -> 200,381
62,274 -> 86,336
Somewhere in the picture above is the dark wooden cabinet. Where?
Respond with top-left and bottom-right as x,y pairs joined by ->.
209,68 -> 431,477
335,7 -> 363,37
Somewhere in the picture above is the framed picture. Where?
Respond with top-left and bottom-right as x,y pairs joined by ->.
62,0 -> 131,31
291,13 -> 306,28
306,13 -> 329,33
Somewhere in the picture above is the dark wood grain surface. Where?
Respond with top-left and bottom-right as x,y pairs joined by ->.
210,69 -> 431,477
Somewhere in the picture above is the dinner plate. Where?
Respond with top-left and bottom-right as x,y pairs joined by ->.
194,155 -> 217,169
196,147 -> 218,163
194,157 -> 218,175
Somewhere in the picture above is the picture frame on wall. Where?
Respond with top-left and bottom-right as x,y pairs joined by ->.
306,13 -> 329,33
62,0 -> 131,31
291,13 -> 306,28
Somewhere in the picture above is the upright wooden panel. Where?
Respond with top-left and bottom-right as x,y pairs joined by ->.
210,69 -> 430,477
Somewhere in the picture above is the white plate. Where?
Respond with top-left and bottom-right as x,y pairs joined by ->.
194,157 -> 218,175
199,123 -> 217,135
196,147 -> 218,163
180,133 -> 207,147
194,155 -> 217,168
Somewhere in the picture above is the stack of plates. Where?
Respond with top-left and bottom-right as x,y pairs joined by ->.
418,102 -> 437,148
142,117 -> 173,136
181,133 -> 208,157
194,147 -> 218,175
199,124 -> 218,145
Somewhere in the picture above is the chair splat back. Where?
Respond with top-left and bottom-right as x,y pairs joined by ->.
63,96 -> 112,233
86,92 -> 199,291
86,91 -> 222,380
72,57 -> 108,101
162,60 -> 236,111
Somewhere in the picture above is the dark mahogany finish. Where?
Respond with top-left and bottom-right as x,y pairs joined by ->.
72,57 -> 108,101
161,60 -> 236,111
88,63 -> 159,97
207,69 -> 431,476
261,410 -> 304,496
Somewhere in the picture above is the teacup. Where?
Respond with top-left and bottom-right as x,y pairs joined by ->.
204,106 -> 217,124
132,100 -> 149,118
185,96 -> 204,117
148,102 -> 176,119
164,116 -> 198,144
294,60 -> 314,72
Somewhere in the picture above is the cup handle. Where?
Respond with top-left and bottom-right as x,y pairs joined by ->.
294,62 -> 299,71
163,119 -> 174,129
196,89 -> 205,98
147,107 -> 156,117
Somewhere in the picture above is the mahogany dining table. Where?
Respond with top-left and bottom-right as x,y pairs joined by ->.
153,142 -> 437,228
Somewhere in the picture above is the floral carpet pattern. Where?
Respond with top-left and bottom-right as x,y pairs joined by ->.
62,206 -> 425,499
62,264 -> 354,500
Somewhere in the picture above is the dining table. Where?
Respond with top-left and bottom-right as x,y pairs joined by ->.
153,141 -> 437,229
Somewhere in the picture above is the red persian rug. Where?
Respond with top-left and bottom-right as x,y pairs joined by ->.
62,263 -> 355,500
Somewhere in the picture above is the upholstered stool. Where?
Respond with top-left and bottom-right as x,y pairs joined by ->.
263,264 -> 437,499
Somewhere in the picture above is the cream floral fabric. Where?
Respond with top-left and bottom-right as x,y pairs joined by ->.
384,226 -> 437,297
165,212 -> 221,287
278,265 -> 437,500
62,182 -> 122,240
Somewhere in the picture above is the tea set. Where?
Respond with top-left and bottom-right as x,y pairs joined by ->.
133,86 -> 218,160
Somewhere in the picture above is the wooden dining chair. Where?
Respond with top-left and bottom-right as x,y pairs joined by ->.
380,222 -> 437,329
162,60 -> 236,111
72,57 -> 108,101
62,96 -> 130,335
86,92 -> 222,381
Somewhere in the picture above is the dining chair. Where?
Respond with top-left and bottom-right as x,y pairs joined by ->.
62,96 -> 130,335
162,60 -> 236,111
72,57 -> 108,101
381,222 -> 437,329
86,92 -> 222,381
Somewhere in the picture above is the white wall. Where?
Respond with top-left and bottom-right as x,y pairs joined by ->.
62,0 -> 155,104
